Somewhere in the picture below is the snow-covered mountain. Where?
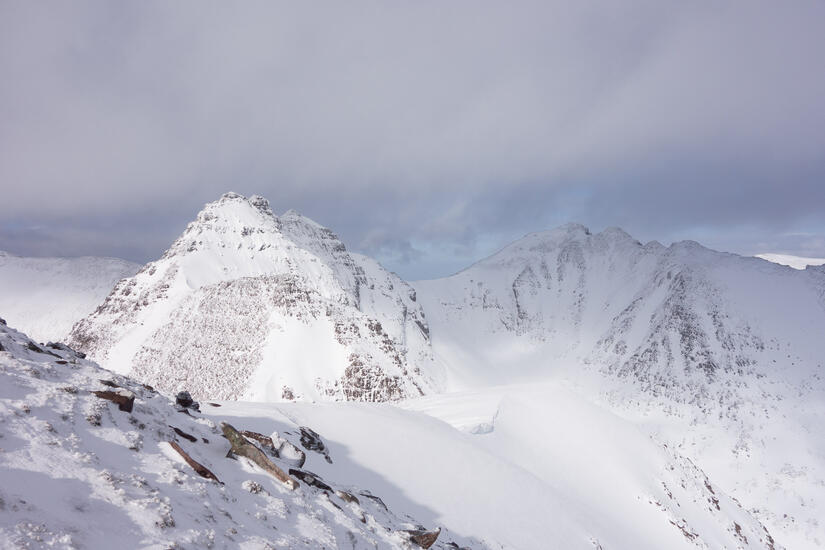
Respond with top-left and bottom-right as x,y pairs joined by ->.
413,223 -> 825,548
68,193 -> 439,402
0,251 -> 139,343
1,318 -> 783,549
414,224 -> 825,403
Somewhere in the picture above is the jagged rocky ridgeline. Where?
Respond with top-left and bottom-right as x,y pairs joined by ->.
68,192 -> 442,403
0,321 -> 469,549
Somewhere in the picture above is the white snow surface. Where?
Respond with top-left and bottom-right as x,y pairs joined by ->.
0,320 -> 782,549
413,224 -> 825,548
68,193 -> 439,403
0,251 -> 139,343
755,253 -> 825,270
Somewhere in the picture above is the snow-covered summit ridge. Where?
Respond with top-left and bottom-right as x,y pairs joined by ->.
69,193 -> 439,403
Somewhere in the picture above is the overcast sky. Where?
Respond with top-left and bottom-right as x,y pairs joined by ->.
2,1 -> 824,279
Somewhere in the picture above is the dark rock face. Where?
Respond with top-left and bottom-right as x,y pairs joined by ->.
288,469 -> 333,492
299,426 -> 332,463
92,390 -> 135,413
26,341 -> 61,358
46,342 -> 84,358
175,391 -> 200,411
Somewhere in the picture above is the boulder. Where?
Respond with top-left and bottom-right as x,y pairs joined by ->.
221,422 -> 297,490
288,468 -> 333,492
273,432 -> 306,467
92,389 -> 135,413
402,528 -> 441,549
175,391 -> 200,411
168,441 -> 220,483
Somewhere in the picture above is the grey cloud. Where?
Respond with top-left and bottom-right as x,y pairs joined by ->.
1,1 -> 824,278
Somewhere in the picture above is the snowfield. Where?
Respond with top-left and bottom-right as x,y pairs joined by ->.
0,251 -> 139,343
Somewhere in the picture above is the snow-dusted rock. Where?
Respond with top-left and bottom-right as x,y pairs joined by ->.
68,193 -> 440,402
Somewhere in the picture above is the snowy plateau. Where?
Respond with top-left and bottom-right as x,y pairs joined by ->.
1,192 -> 824,549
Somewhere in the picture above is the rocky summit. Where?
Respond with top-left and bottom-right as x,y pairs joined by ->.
68,193 -> 440,402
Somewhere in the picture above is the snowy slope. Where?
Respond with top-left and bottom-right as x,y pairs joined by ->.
68,193 -> 439,403
0,251 -> 139,343
413,224 -> 825,548
0,319 -> 481,549
755,253 -> 825,270
0,319 -> 781,549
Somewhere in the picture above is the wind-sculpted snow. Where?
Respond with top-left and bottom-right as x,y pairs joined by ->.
68,193 -> 439,403
0,321 -> 482,549
0,251 -> 139,343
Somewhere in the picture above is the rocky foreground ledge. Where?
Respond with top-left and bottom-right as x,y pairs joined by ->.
0,319 -> 481,549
